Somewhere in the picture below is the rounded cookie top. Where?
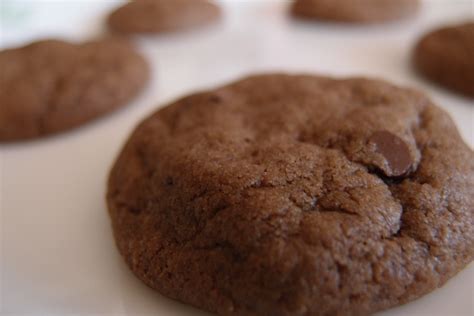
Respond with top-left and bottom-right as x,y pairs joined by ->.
413,22 -> 474,98
107,0 -> 220,34
0,38 -> 149,142
291,0 -> 420,24
107,74 -> 474,315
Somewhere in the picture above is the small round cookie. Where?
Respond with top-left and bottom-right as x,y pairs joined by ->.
0,38 -> 149,142
291,0 -> 420,24
107,0 -> 220,35
107,74 -> 473,316
413,22 -> 474,98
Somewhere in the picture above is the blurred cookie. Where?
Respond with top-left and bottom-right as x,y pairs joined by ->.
0,38 -> 149,142
413,22 -> 474,98
107,74 -> 474,315
291,0 -> 420,24
107,0 -> 220,34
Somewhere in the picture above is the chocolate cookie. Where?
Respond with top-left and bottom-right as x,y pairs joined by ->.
107,0 -> 220,35
0,38 -> 149,142
107,74 -> 474,315
413,22 -> 474,98
291,0 -> 420,24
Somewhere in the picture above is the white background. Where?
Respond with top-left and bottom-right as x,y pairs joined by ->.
0,0 -> 473,315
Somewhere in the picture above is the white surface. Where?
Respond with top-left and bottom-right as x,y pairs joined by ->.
1,0 -> 473,315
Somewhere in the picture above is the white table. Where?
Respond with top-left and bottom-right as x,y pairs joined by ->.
1,1 -> 473,315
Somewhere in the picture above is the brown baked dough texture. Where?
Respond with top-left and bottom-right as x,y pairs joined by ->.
0,38 -> 149,142
107,0 -> 221,34
107,74 -> 474,316
413,22 -> 474,98
291,0 -> 420,24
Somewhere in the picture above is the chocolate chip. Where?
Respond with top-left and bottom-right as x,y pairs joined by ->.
369,131 -> 413,177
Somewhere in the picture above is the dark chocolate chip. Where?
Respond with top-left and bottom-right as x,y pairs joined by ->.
369,131 -> 413,177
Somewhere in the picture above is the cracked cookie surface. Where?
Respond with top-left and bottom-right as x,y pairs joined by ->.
107,74 -> 474,316
0,38 -> 149,141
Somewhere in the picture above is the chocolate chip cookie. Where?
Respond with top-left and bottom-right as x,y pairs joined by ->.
291,0 -> 420,24
0,38 -> 149,142
413,22 -> 474,98
107,74 -> 474,315
107,0 -> 220,35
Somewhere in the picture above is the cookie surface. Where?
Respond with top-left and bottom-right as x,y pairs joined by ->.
107,74 -> 473,315
107,0 -> 220,34
291,0 -> 420,23
413,22 -> 474,98
0,38 -> 149,141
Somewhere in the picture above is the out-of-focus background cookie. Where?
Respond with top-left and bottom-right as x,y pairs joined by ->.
0,1 -> 472,315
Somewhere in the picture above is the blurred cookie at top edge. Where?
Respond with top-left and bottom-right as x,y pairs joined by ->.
413,21 -> 474,98
107,0 -> 221,35
291,0 -> 420,24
